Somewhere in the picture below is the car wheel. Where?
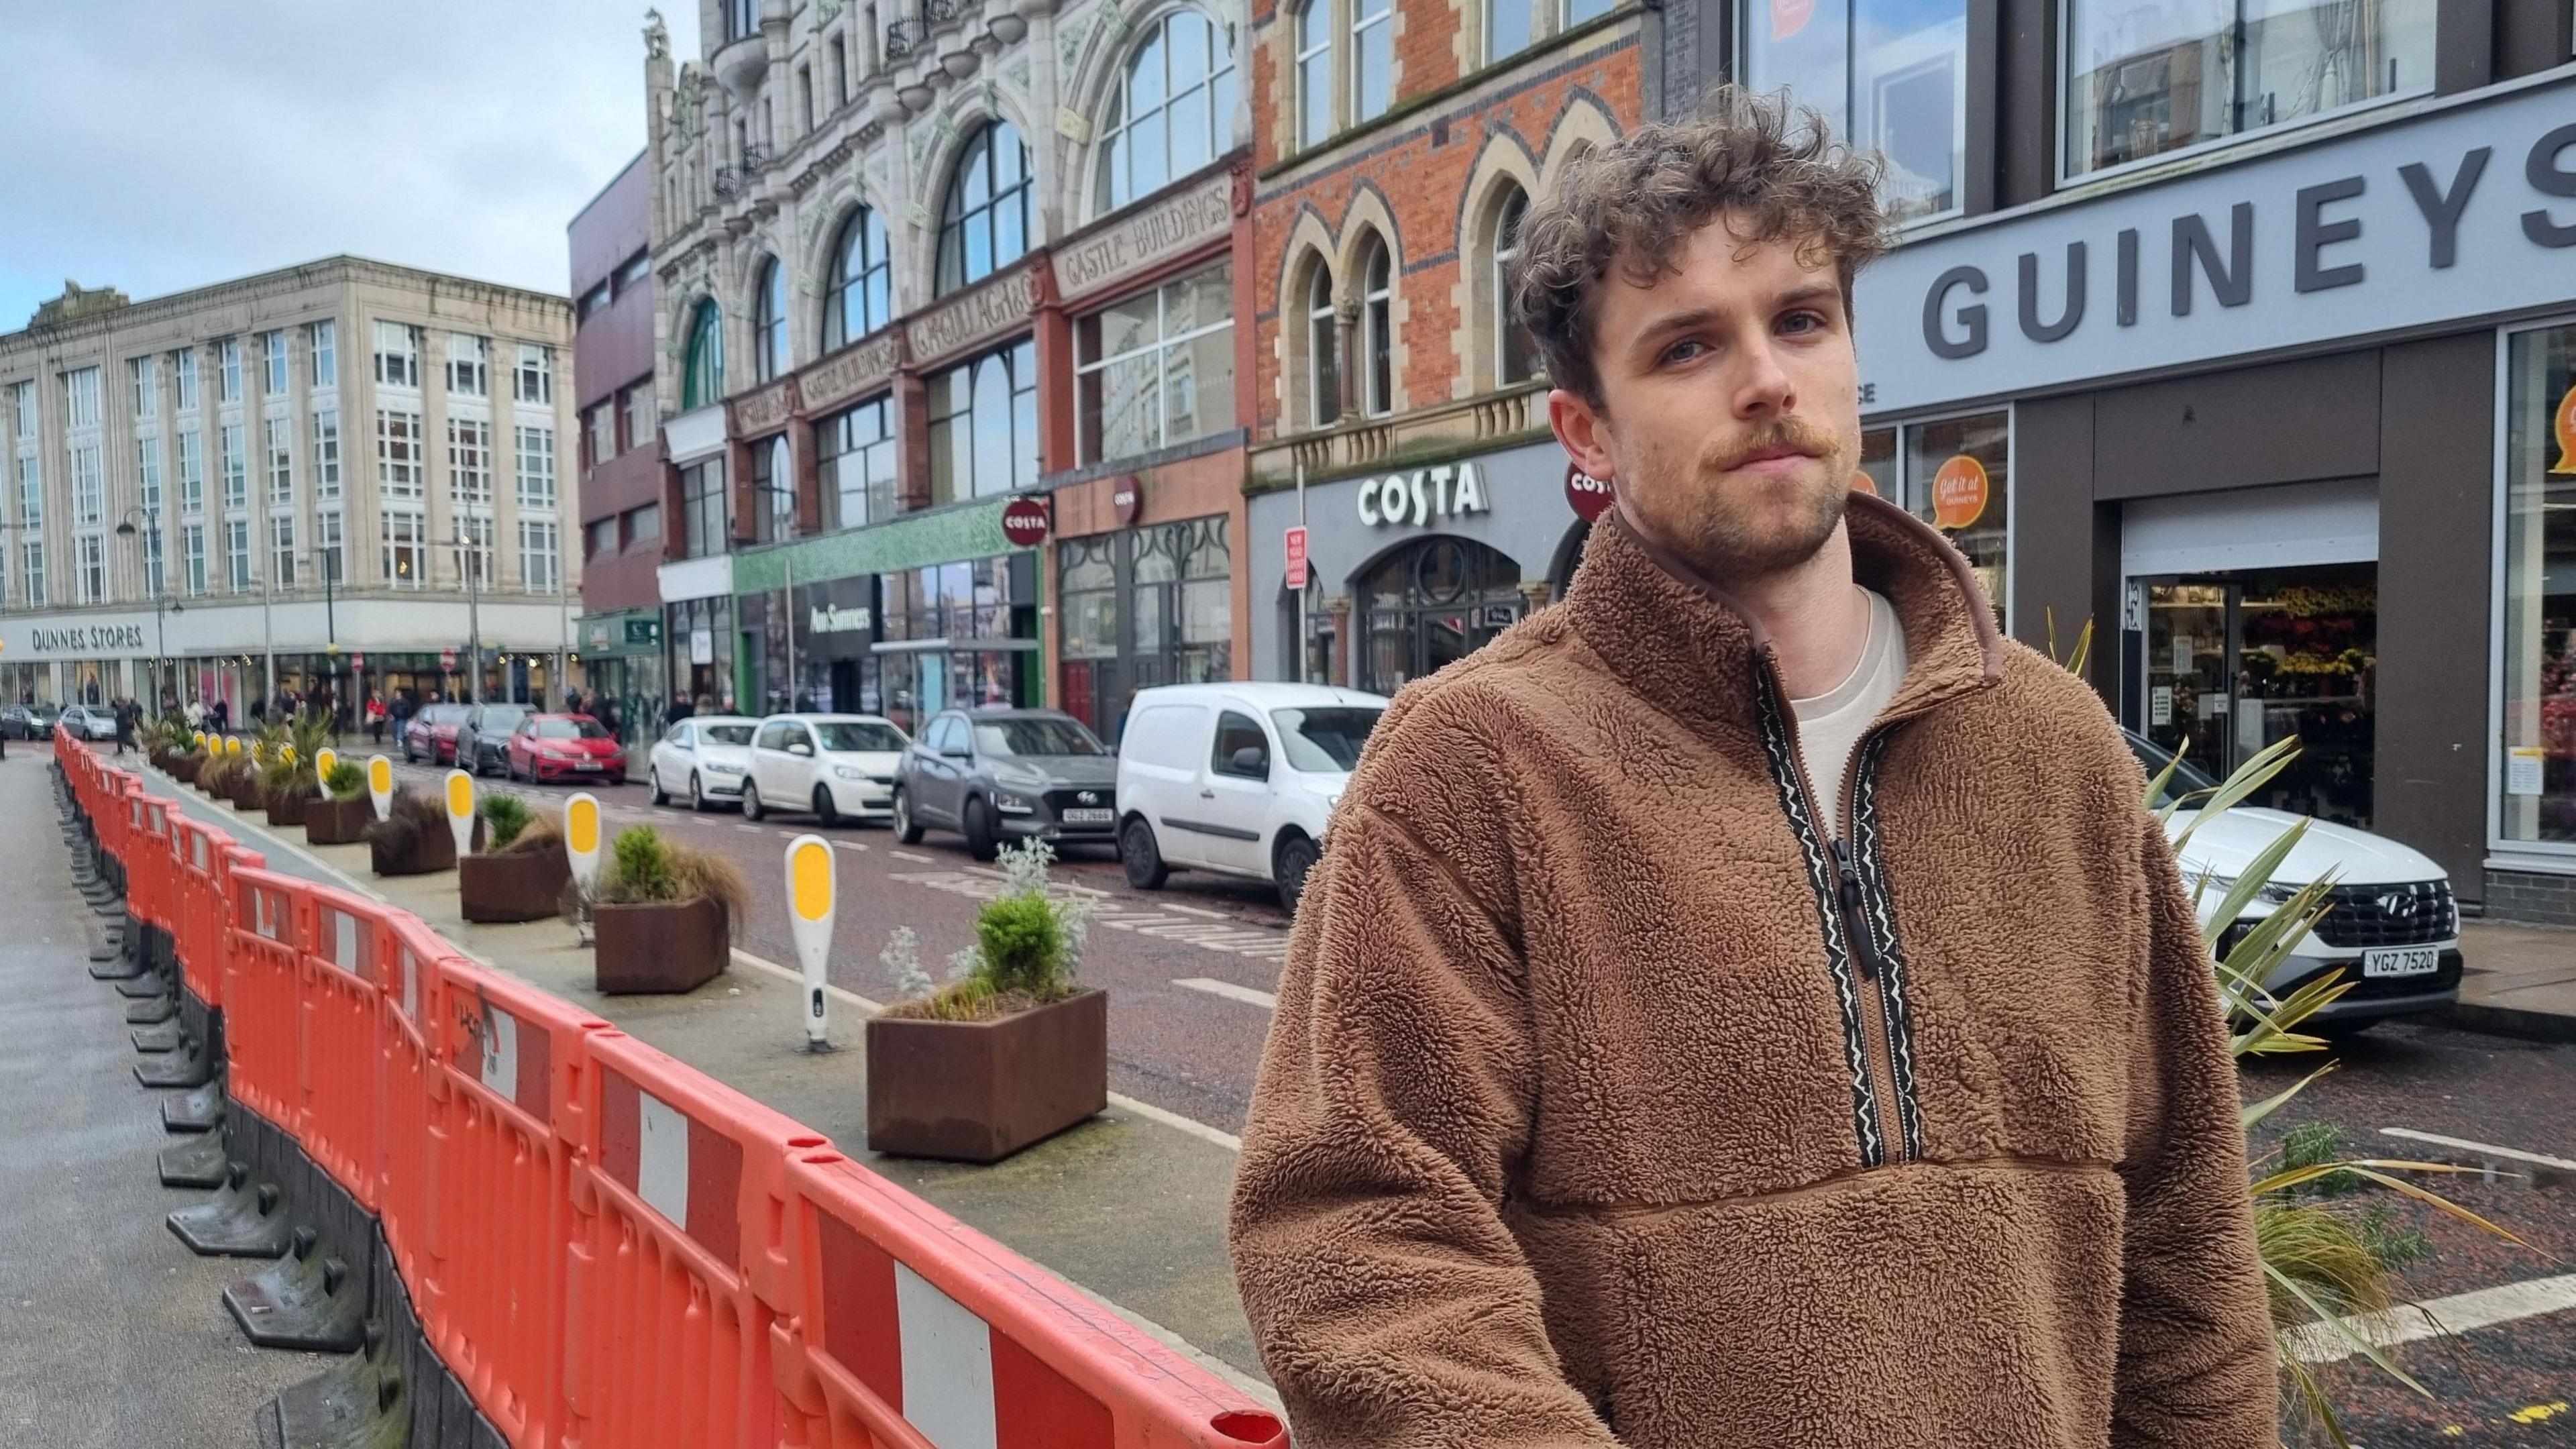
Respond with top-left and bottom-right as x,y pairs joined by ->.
741,782 -> 765,821
1120,816 -> 1169,890
961,796 -> 999,861
649,767 -> 667,806
814,785 -> 841,828
891,788 -> 925,844
689,773 -> 707,812
1275,834 -> 1320,915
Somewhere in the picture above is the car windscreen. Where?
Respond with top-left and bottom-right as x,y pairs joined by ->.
814,720 -> 905,753
973,718 -> 1104,758
700,723 -> 755,747
2128,732 -> 2222,810
1271,707 -> 1381,773
534,718 -> 609,740
481,708 -> 529,729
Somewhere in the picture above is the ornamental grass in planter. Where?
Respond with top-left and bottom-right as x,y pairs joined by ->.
585,826 -> 746,994
868,840 -> 1106,1164
195,751 -> 242,800
260,710 -> 329,827
305,762 -> 374,846
459,794 -> 572,923
364,788 -> 473,876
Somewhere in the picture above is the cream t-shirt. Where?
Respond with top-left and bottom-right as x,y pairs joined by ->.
1792,588 -> 1906,839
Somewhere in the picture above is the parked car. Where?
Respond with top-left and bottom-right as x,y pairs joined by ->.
400,704 -> 472,764
3,703 -> 61,739
504,714 -> 628,785
2131,731 -> 2461,1032
455,703 -> 532,776
892,708 -> 1116,860
1114,684 -> 1388,912
742,714 -> 910,826
647,714 -> 761,811
58,704 -> 121,742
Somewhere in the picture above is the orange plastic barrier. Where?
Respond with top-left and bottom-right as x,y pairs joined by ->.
378,913 -> 458,1293
297,886 -> 391,1212
222,867 -> 309,1132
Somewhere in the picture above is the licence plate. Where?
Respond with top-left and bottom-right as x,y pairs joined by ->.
572,759 -> 602,771
2361,946 -> 2440,978
1061,808 -> 1114,825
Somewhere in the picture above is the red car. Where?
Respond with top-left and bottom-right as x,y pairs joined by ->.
400,704 -> 472,764
505,714 -> 628,784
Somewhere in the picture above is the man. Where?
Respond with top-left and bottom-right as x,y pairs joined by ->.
1228,90 -> 2274,1449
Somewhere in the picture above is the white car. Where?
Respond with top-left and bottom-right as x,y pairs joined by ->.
60,704 -> 119,741
1115,682 -> 1389,912
2132,732 -> 2460,1032
742,713 -> 910,826
647,715 -> 759,811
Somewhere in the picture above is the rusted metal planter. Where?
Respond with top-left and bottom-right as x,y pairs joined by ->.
264,791 -> 313,829
303,796 -> 374,846
165,754 -> 200,784
865,987 -> 1108,1163
369,822 -> 459,877
592,896 -> 728,994
459,843 -> 572,924
227,775 -> 266,812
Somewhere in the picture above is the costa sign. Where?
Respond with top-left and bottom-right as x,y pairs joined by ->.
1000,495 -> 1052,547
1564,462 -> 1614,522
1356,462 -> 1491,528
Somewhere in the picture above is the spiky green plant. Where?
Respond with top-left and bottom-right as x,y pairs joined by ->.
478,792 -> 534,850
323,761 -> 366,800
885,839 -> 1097,1020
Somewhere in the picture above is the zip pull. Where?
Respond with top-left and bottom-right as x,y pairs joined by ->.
1829,839 -> 1879,983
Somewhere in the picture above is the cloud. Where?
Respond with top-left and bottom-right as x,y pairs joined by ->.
0,1 -> 699,330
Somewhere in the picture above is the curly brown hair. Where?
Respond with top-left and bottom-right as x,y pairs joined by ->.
1512,87 -> 1889,406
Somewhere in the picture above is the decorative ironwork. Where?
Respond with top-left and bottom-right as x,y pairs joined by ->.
741,141 -> 771,170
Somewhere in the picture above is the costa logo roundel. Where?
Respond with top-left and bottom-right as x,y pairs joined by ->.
1001,494 -> 1052,547
367,755 -> 394,822
1564,462 -> 1615,523
1930,455 -> 1990,531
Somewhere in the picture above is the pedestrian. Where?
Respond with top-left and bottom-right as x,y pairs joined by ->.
210,697 -> 229,735
1227,90 -> 2275,1449
366,693 -> 388,746
667,692 -> 693,727
112,698 -> 134,755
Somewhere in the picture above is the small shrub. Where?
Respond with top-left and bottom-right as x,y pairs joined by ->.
974,893 -> 1065,998
588,826 -> 745,939
363,788 -> 447,857
883,840 -> 1096,1020
323,761 -> 366,800
480,792 -> 534,849
493,812 -> 563,857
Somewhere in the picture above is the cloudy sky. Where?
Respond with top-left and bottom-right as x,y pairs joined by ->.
1,3 -> 700,330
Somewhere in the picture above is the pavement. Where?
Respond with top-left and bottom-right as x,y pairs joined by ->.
2456,918 -> 2576,1042
0,753 -> 324,1446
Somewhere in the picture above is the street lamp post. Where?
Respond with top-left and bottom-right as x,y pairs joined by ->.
440,529 -> 484,704
113,508 -> 178,706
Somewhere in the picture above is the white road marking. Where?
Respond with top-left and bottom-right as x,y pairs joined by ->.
1160,903 -> 1233,920
893,870 -> 1290,963
734,823 -> 763,834
831,840 -> 869,852
890,849 -> 932,862
2284,1273 -> 2576,1363
1173,977 -> 1279,1010
2379,1128 -> 2576,1173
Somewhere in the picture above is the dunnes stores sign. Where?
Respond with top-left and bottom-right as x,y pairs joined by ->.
906,266 -> 1038,365
25,623 -> 147,655
1854,76 -> 2576,415
1055,169 -> 1236,302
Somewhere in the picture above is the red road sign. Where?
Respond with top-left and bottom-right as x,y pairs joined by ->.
1001,494 -> 1051,547
439,647 -> 457,670
1284,526 -> 1309,590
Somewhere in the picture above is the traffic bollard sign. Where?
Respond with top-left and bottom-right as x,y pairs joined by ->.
367,755 -> 394,821
444,769 -> 475,860
786,834 -> 835,1050
564,792 -> 602,895
314,747 -> 337,784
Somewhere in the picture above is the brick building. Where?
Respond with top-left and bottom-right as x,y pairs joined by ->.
568,151 -> 666,737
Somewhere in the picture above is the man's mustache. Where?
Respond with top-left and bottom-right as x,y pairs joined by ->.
1705,420 -> 1839,474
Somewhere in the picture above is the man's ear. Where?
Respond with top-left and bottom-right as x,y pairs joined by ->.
1548,388 -> 1616,482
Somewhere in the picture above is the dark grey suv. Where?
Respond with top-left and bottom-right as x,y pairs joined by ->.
892,708 -> 1118,860
455,703 -> 532,776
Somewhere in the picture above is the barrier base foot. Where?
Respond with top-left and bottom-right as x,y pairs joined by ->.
167,1163 -> 290,1257
114,971 -> 170,1000
86,944 -> 122,964
136,1039 -> 213,1089
226,1227 -> 366,1352
256,1320 -> 404,1449
88,955 -> 146,981
164,1080 -> 225,1132
127,994 -> 178,1025
158,1132 -> 229,1188
132,1021 -> 183,1053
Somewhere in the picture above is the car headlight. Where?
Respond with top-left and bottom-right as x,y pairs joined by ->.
993,791 -> 1036,815
705,759 -> 744,775
830,763 -> 872,782
2196,874 -> 2302,906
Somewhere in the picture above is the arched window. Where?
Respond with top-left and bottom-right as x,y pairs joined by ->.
1357,537 -> 1523,694
682,299 -> 724,409
1294,0 -> 1332,149
1352,0 -> 1392,123
936,121 -> 1033,295
753,256 -> 788,384
822,206 -> 892,350
1489,186 -> 1538,386
1356,233 -> 1392,416
1303,260 -> 1340,427
1487,0 -> 1532,62
1098,9 -> 1236,211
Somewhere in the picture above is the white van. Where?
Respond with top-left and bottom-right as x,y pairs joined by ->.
1114,682 -> 1389,912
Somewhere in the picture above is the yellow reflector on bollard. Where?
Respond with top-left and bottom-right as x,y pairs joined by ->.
368,757 -> 392,792
445,771 -> 473,818
568,795 -> 600,855
790,839 -> 833,922
315,747 -> 337,780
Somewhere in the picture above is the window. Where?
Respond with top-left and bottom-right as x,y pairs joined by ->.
516,425 -> 556,509
309,320 -> 336,388
218,339 -> 242,402
16,455 -> 40,527
626,502 -> 661,541
312,411 -> 341,500
173,350 -> 199,411
1305,260 -> 1342,427
1295,0 -> 1332,148
61,366 -> 100,430
182,524 -> 206,596
818,396 -> 898,529
129,358 -> 156,419
451,516 -> 494,588
680,458 -> 728,559
9,380 -> 32,438
1744,0 -> 1964,221
2064,0 -> 2431,178
614,249 -> 651,295
1564,0 -> 1613,28
316,510 -> 343,587
1352,0 -> 1392,123
751,434 -> 796,543
587,517 -> 619,558
520,517 -> 560,593
1098,9 -> 1236,211
1358,235 -> 1393,416
584,403 -> 614,468
225,518 -> 252,592
753,258 -> 788,384
377,409 -> 423,498
935,121 -> 1034,294
1212,710 -> 1268,777
577,280 -> 612,321
823,208 -> 892,350
76,534 -> 105,604
927,339 -> 1038,503
682,301 -> 724,409
374,322 -> 421,388
382,511 -> 426,588
515,344 -> 553,405
1489,186 -> 1538,385
832,34 -> 849,105
447,334 -> 488,396
724,0 -> 758,42
2500,322 -> 2576,849
798,64 -> 814,130
265,417 -> 292,504
176,431 -> 203,513
272,515 -> 297,590
1898,411 -> 2008,625
449,417 -> 493,508
620,380 -> 654,451
142,521 -> 165,597
21,538 -> 43,606
1358,536 -> 1524,693
70,443 -> 103,525
1077,263 -> 1235,463
1488,0 -> 1532,63
220,423 -> 247,509
264,330 -> 289,394
136,435 -> 161,514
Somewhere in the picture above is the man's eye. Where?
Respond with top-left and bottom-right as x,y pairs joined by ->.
1779,311 -> 1827,335
1659,339 -> 1707,366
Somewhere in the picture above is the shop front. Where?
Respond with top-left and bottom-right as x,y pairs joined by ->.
579,607 -> 667,741
1849,71 -> 2576,918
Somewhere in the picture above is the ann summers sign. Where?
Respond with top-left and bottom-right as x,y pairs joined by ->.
1854,74 -> 2576,415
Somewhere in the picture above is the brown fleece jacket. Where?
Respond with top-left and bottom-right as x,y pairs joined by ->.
1228,494 -> 2276,1449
